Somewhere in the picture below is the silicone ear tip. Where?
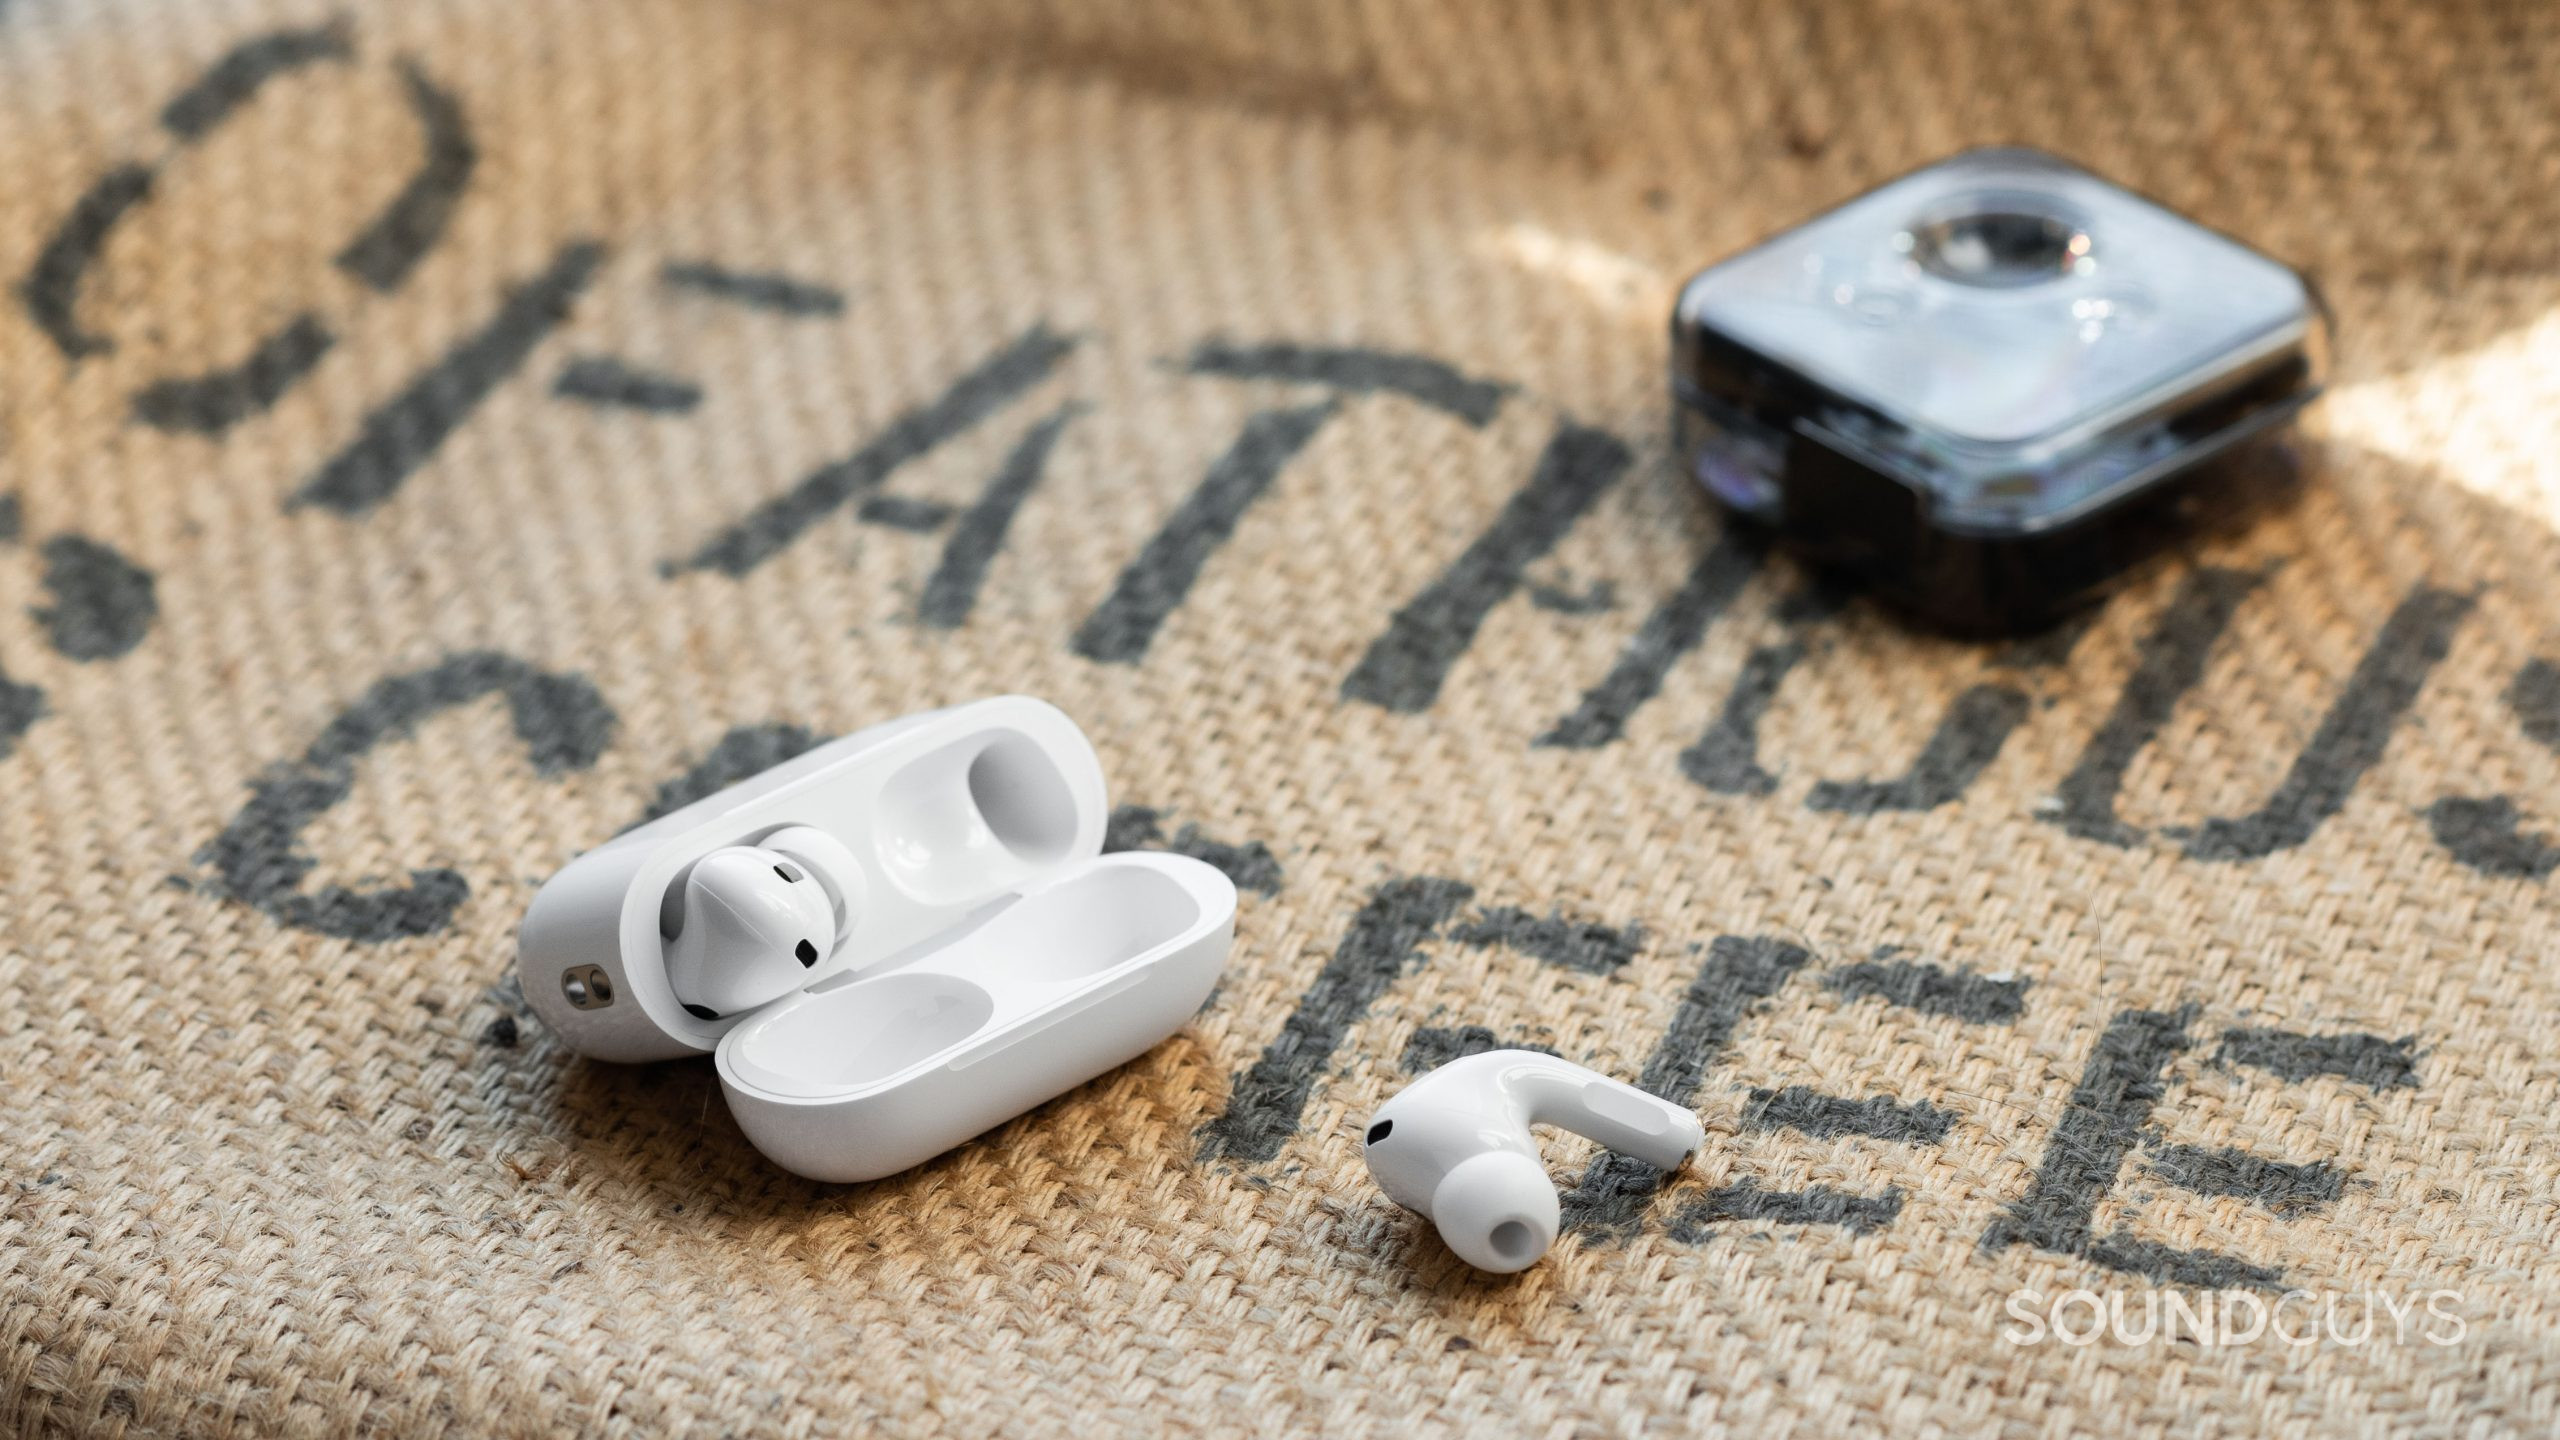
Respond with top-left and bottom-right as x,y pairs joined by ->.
1430,1150 -> 1561,1274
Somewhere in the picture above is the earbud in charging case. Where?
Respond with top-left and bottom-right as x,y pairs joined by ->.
516,696 -> 1238,1182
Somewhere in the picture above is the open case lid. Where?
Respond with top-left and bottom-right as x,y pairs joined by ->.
712,849 -> 1237,1183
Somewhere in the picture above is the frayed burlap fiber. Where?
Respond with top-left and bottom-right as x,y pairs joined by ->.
1,1 -> 2557,1435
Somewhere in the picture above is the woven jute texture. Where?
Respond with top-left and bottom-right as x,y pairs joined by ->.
3,0 -> 2558,1434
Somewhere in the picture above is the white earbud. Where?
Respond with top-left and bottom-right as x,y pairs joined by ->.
662,826 -> 859,1020
1362,1049 -> 1705,1273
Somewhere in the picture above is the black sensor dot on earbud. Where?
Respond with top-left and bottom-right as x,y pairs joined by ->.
774,862 -> 802,882
1366,1120 -> 1393,1145
682,1003 -> 721,1020
795,939 -> 819,967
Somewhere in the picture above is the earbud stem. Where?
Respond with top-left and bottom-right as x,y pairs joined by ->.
1513,1059 -> 1704,1171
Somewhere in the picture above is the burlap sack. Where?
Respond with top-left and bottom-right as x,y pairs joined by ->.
2,1 -> 2555,1434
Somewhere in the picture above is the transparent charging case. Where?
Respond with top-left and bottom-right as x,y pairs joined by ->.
1673,147 -> 2327,632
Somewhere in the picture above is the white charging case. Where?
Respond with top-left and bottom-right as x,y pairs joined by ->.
515,696 -> 1238,1182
